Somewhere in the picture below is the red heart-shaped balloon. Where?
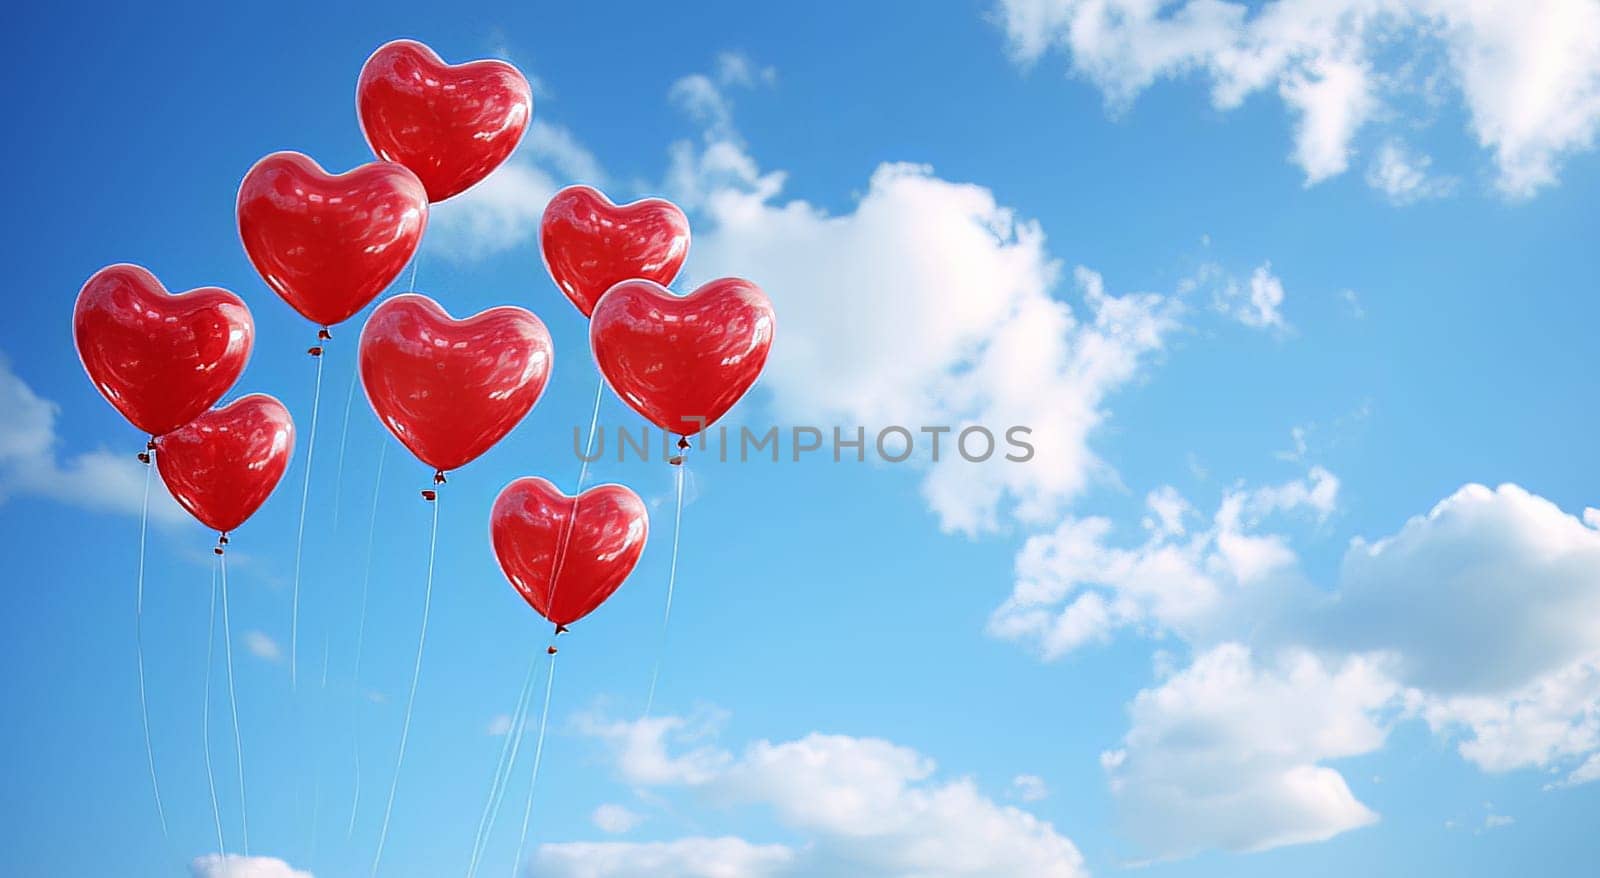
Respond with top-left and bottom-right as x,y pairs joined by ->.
358,39 -> 533,203
540,185 -> 691,317
155,394 -> 295,534
590,278 -> 776,435
491,477 -> 648,628
73,264 -> 255,438
359,294 -> 552,474
237,151 -> 428,328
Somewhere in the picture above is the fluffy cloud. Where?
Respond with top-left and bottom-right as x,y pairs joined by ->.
567,712 -> 1086,878
990,467 -> 1337,658
1366,140 -> 1457,204
190,854 -> 311,878
1051,480 -> 1600,857
1103,644 -> 1396,858
0,354 -> 183,525
994,0 -> 1600,196
243,630 -> 282,662
1316,484 -> 1600,696
676,99 -> 1180,533
591,803 -> 644,834
538,837 -> 795,878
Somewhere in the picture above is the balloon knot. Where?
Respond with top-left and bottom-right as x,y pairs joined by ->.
555,624 -> 570,635
420,489 -> 437,502
317,327 -> 332,341
677,436 -> 691,450
214,547 -> 224,556
433,470 -> 447,485
308,346 -> 324,357
668,455 -> 684,466
137,452 -> 151,464
146,438 -> 158,450
218,533 -> 229,546
546,645 -> 558,655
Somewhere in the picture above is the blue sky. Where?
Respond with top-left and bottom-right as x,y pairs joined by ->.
3,1 -> 1599,876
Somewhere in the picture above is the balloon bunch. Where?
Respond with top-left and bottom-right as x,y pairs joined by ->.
70,36 -> 776,875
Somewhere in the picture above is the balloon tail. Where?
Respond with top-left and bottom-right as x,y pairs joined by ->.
219,547 -> 251,855
291,345 -> 327,690
466,650 -> 542,878
510,651 -> 558,878
371,488 -> 441,877
134,453 -> 170,839
347,441 -> 386,839
203,564 -> 227,861
644,460 -> 687,717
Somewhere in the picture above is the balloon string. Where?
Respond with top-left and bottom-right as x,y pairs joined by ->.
203,563 -> 227,861
219,547 -> 251,855
466,384 -> 601,878
644,460 -> 687,717
331,356 -> 360,533
465,650 -> 541,878
133,453 -> 170,839
510,651 -> 557,878
347,441 -> 387,838
371,489 -> 441,877
291,347 -> 327,690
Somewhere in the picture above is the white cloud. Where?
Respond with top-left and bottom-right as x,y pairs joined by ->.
1103,643 -> 1396,858
538,837 -> 796,878
1318,484 -> 1600,696
1366,140 -> 1457,203
675,94 -> 1181,532
1012,773 -> 1050,802
426,119 -> 605,262
591,803 -> 644,834
1214,263 -> 1289,330
243,630 -> 281,662
571,711 -> 1086,878
190,854 -> 312,878
993,0 -> 1600,196
1045,479 -> 1600,855
990,467 -> 1337,659
488,713 -> 514,736
0,354 -> 183,525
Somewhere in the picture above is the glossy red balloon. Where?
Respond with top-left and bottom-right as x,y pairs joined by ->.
237,152 -> 428,328
540,185 -> 691,317
73,264 -> 254,438
590,278 -> 775,435
491,478 -> 648,628
359,294 -> 552,474
155,394 -> 294,534
358,39 -> 533,203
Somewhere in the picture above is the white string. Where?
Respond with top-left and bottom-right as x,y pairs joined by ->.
134,453 -> 169,839
371,490 -> 441,876
219,548 -> 250,854
203,564 -> 227,861
331,358 -> 360,533
348,441 -> 387,838
291,348 -> 327,690
465,651 -> 541,878
644,461 -> 687,717
509,653 -> 557,878
576,377 -> 603,492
